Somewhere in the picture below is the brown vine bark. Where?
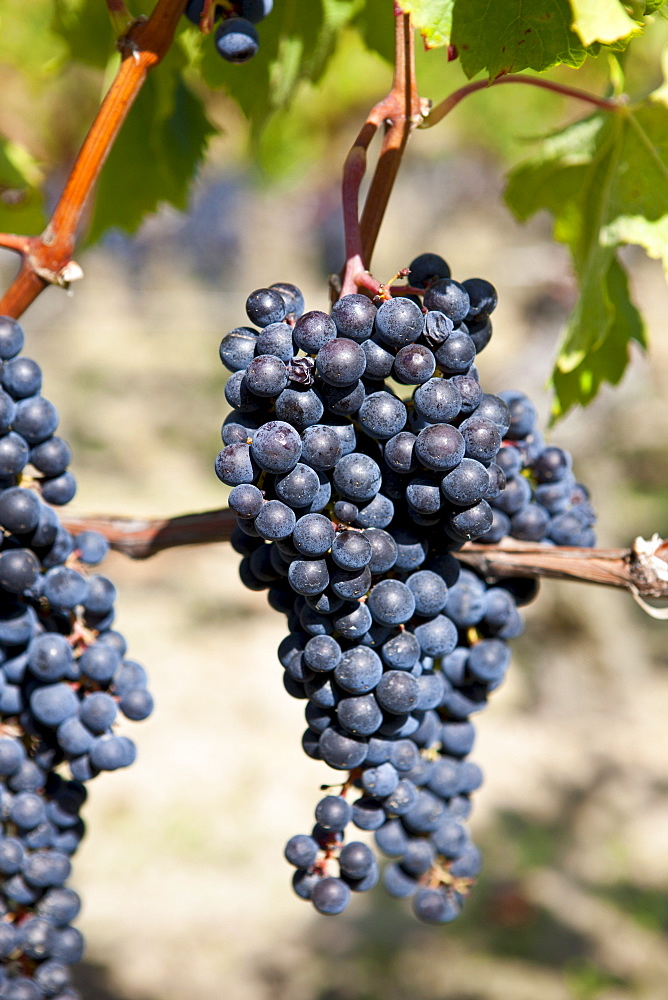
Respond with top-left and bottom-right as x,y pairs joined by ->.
60,508 -> 668,604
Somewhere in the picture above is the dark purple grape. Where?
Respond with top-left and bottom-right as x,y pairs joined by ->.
408,252 -> 450,288
375,298 -> 424,349
269,282 -> 303,318
331,529 -> 372,571
333,453 -> 382,501
532,445 -> 572,483
462,278 -> 498,318
300,425 -> 342,471
0,432 -> 29,475
214,443 -> 257,486
255,500 -> 296,541
415,424 -> 465,472
316,338 -> 366,386
406,476 -> 442,515
275,463 -> 320,508
422,310 -> 453,346
331,294 -> 377,341
361,336 -> 394,379
244,355 -> 288,397
475,394 -> 511,434
224,369 -> 261,412
274,387 -> 323,430
440,458 -> 490,506
320,380 -> 365,417
367,579 -> 415,626
311,876 -> 350,914
467,316 -> 493,353
250,420 -> 302,473
246,287 -> 286,326
423,279 -> 470,324
255,322 -> 294,362
384,432 -> 417,474
498,389 -> 537,439
219,327 -> 258,372
358,392 -> 407,440
434,330 -> 476,374
413,377 -> 461,423
393,344 -> 436,384
354,493 -> 394,529
293,311 -> 337,353
459,416 -> 502,464
0,487 -> 41,534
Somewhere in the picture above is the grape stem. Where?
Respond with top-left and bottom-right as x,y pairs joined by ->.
59,508 -> 668,607
339,9 -> 424,297
339,36 -> 622,299
0,0 -> 187,320
423,75 -> 623,130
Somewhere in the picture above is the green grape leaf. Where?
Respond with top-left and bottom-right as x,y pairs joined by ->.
505,89 -> 668,418
0,138 -> 46,236
51,0 -> 117,68
353,0 -> 396,63
551,258 -> 646,419
196,0 -> 363,135
451,0 -> 590,79
87,45 -> 215,241
570,0 -> 641,46
397,1 -> 454,48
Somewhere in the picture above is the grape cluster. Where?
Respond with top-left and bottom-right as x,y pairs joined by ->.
0,317 -> 154,997
486,394 -> 597,546
185,0 -> 272,63
215,256 -> 596,923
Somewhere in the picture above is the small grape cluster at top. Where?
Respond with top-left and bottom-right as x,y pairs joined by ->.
185,0 -> 272,63
0,318 -> 154,998
214,257 -> 597,923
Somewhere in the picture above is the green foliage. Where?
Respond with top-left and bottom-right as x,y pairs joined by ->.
196,0 -> 364,138
0,140 -> 46,236
570,0 -> 642,45
400,0 -> 649,75
87,42 -> 216,241
353,0 -> 396,62
52,0 -> 117,68
398,1 -> 453,48
453,0 -> 591,78
506,83 -> 668,418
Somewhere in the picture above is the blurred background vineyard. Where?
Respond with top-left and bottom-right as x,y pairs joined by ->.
1,3 -> 668,998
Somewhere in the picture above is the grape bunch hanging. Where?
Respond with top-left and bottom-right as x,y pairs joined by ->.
215,255 -> 597,923
0,318 -> 155,998
185,0 -> 273,62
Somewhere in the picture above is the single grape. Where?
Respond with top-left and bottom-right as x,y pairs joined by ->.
408,252 -> 450,288
331,294 -> 377,341
375,298 -> 424,349
423,280 -> 470,324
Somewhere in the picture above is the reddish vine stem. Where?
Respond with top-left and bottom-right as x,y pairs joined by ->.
359,10 -> 422,268
0,0 -> 187,321
423,74 -> 623,129
59,508 -> 668,603
339,9 -> 423,297
339,49 -> 622,299
340,111 -> 393,297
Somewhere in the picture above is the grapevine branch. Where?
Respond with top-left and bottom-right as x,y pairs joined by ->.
339,47 -> 622,300
423,74 -> 623,130
0,0 -> 187,320
60,508 -> 668,606
339,8 -> 424,297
